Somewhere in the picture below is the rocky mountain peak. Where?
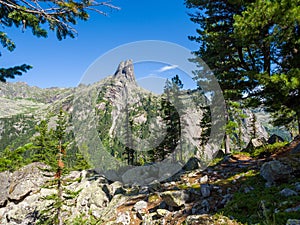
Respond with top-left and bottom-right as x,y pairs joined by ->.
113,59 -> 136,83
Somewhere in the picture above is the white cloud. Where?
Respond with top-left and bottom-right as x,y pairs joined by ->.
157,65 -> 178,73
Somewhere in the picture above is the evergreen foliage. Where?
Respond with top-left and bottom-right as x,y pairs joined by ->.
186,0 -> 300,143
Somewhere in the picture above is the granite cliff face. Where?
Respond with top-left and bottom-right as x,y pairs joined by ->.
0,60 -> 272,156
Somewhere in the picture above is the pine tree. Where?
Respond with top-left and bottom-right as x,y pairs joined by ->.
36,108 -> 80,225
186,0 -> 300,136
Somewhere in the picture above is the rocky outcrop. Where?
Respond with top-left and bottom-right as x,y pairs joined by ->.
268,134 -> 285,144
260,160 -> 292,186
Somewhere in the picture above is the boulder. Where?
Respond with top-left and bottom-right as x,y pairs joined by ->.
76,181 -> 109,218
280,188 -> 298,197
286,219 -> 300,225
156,209 -> 170,218
8,162 -> 50,202
200,184 -> 211,198
183,157 -> 201,171
132,200 -> 148,212
260,160 -> 292,185
199,175 -> 209,184
121,165 -> 158,185
268,134 -> 285,144
185,214 -> 215,225
161,190 -> 189,208
245,138 -> 267,151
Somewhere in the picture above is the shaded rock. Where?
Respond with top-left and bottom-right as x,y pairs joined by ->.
260,160 -> 292,185
245,138 -> 267,151
291,143 -> 300,154
192,200 -> 210,214
268,134 -> 285,144
286,219 -> 300,225
183,157 -> 201,171
157,161 -> 183,182
295,182 -> 300,192
221,194 -> 232,206
110,181 -> 126,196
243,186 -> 254,193
121,165 -> 158,185
148,179 -> 161,192
285,205 -> 300,212
200,184 -> 211,198
280,188 -> 298,197
0,171 -> 10,207
99,194 -> 131,222
214,150 -> 225,158
161,190 -> 188,208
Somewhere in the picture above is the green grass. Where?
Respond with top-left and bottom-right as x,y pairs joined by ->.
220,174 -> 300,225
251,142 -> 288,158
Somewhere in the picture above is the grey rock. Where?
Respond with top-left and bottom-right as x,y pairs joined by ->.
156,209 -> 170,218
8,162 -> 50,202
200,184 -> 211,198
285,205 -> 300,212
133,200 -> 148,212
192,199 -> 210,214
185,214 -> 214,225
260,160 -> 292,185
114,59 -> 136,83
149,180 -> 161,192
0,171 -> 10,207
243,186 -> 254,193
133,200 -> 148,220
286,219 -> 300,225
115,212 -> 131,225
110,181 -> 126,195
121,165 -> 158,185
214,149 -> 225,158
291,143 -> 300,154
268,134 -> 285,144
246,138 -> 267,151
161,190 -> 188,207
295,182 -> 300,192
184,157 -> 201,171
221,194 -> 232,206
99,194 -> 131,222
199,175 -> 208,184
76,181 -> 109,218
280,188 -> 298,197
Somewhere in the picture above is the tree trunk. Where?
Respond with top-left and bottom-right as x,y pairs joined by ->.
297,111 -> 300,136
57,140 -> 63,225
224,133 -> 231,154
224,104 -> 231,154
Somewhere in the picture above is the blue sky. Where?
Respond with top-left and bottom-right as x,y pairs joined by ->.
2,0 -> 199,88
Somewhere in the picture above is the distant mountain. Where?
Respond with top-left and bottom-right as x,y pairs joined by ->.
0,60 -> 287,165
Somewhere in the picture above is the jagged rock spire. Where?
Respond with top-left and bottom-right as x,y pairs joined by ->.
113,59 -> 136,83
